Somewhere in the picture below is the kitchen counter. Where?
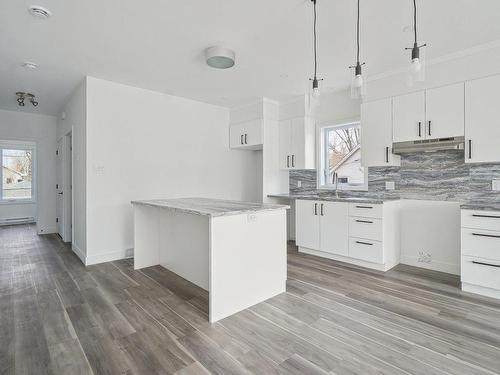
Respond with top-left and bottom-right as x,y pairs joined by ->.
267,193 -> 400,205
132,197 -> 289,217
460,203 -> 500,212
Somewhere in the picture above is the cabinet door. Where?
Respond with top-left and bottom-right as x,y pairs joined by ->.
319,202 -> 348,256
296,200 -> 320,250
229,123 -> 245,149
425,83 -> 464,139
465,76 -> 500,163
361,98 -> 400,167
243,119 -> 263,147
279,120 -> 292,169
393,91 -> 425,142
290,118 -> 305,169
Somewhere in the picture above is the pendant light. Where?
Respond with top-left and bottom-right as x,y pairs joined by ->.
349,0 -> 366,99
406,0 -> 426,84
309,0 -> 323,98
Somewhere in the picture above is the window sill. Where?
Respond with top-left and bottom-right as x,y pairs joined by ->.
0,200 -> 36,205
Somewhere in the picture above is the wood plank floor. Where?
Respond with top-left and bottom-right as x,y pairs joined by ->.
2,224 -> 500,374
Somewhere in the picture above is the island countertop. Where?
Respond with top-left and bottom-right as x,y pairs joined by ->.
131,197 -> 289,217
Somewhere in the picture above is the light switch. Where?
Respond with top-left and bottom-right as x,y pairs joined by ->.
385,181 -> 395,190
492,179 -> 500,191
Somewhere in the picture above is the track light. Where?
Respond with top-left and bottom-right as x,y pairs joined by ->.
16,92 -> 38,107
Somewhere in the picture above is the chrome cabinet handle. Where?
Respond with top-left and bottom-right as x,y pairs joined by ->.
472,261 -> 500,268
356,241 -> 373,246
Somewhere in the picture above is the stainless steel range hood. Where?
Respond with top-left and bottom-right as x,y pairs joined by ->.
393,136 -> 465,154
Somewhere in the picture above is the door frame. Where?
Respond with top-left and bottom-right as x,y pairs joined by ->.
58,130 -> 73,242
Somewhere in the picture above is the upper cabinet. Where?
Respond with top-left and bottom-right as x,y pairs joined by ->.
279,117 -> 315,170
425,83 -> 464,139
361,98 -> 400,167
229,119 -> 263,150
392,83 -> 465,143
465,75 -> 500,163
392,91 -> 425,143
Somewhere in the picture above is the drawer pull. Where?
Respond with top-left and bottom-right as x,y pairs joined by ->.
472,233 -> 500,239
355,206 -> 373,209
355,219 -> 373,224
355,241 -> 373,246
472,261 -> 500,268
472,214 -> 500,219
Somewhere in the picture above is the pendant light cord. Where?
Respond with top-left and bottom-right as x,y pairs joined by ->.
356,0 -> 360,64
413,0 -> 417,44
313,0 -> 317,78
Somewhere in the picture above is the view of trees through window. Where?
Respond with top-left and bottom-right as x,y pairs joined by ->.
2,149 -> 33,199
326,124 -> 364,185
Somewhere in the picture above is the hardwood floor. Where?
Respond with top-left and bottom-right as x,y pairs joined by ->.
2,224 -> 500,374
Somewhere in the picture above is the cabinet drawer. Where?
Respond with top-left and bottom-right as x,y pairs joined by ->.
461,210 -> 500,231
349,203 -> 383,219
349,217 -> 382,241
349,237 -> 383,264
461,228 -> 500,261
462,255 -> 500,291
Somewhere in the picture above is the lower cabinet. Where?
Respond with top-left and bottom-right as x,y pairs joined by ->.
296,199 -> 400,271
461,209 -> 500,299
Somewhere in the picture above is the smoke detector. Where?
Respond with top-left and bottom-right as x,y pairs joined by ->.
28,5 -> 52,19
205,46 -> 235,69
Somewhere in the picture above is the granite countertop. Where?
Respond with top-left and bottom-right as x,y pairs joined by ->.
131,197 -> 289,217
267,193 -> 400,205
460,203 -> 500,212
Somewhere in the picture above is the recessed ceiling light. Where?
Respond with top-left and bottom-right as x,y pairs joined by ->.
21,61 -> 39,69
28,5 -> 52,19
280,73 -> 289,78
205,47 -> 235,69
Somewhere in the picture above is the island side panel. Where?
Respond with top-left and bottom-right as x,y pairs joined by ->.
134,204 -> 161,270
159,209 -> 210,291
209,209 -> 287,323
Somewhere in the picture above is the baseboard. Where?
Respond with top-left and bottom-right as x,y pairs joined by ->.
400,255 -> 459,275
85,248 -> 134,266
37,226 -> 57,235
72,243 -> 86,265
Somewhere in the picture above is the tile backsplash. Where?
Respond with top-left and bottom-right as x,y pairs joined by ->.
290,150 -> 500,204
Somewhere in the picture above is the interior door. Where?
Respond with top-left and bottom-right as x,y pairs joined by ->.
295,200 -> 320,250
425,83 -> 465,139
56,139 -> 63,236
392,91 -> 425,142
319,202 -> 349,256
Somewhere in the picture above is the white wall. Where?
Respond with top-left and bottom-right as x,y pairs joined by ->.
0,109 -> 57,234
84,76 -> 261,264
58,79 -> 87,260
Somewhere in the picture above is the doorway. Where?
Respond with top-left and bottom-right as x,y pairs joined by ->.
56,132 -> 72,242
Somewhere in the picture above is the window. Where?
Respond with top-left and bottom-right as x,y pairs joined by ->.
318,121 -> 367,190
0,141 -> 35,202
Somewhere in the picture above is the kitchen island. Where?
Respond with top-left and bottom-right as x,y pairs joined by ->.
131,197 -> 289,322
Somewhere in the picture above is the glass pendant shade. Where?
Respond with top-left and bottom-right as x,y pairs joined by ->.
408,42 -> 426,86
350,63 -> 366,99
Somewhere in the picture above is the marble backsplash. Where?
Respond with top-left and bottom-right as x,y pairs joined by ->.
290,150 -> 500,204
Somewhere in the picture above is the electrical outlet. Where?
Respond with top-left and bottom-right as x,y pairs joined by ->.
385,181 -> 395,190
417,251 -> 431,263
492,179 -> 500,191
297,180 -> 302,188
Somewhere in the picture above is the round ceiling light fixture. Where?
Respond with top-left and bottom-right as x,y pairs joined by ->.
205,46 -> 235,69
21,61 -> 39,69
28,5 -> 52,19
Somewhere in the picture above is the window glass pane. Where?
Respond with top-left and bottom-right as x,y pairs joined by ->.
326,124 -> 364,185
2,149 -> 33,199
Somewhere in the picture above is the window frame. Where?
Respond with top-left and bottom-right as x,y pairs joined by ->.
317,119 -> 368,191
0,140 -> 36,204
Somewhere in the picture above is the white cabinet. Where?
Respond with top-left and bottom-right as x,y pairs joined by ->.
393,91 -> 426,142
361,98 -> 400,167
425,83 -> 464,139
296,200 -> 348,255
296,200 -> 400,271
465,75 -> 500,163
229,119 -> 263,150
461,209 -> 500,299
279,117 -> 315,170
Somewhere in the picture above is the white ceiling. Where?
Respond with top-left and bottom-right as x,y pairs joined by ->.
2,0 -> 500,116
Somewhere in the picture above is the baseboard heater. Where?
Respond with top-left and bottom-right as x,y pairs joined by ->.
0,217 -> 35,226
